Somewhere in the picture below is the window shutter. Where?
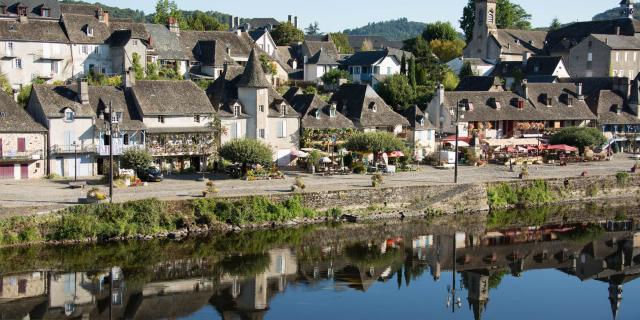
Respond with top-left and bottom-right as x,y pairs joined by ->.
17,138 -> 25,152
280,120 -> 286,138
235,122 -> 241,138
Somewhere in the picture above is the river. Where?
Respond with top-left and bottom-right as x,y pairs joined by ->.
0,208 -> 638,320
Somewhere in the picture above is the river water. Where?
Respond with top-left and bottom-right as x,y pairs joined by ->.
0,210 -> 638,320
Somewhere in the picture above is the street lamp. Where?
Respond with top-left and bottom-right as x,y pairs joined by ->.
439,116 -> 445,164
453,101 -> 464,184
108,101 -> 119,204
446,233 -> 462,313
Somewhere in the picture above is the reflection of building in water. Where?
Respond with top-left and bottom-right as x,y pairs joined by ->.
465,271 -> 490,320
0,271 -> 47,300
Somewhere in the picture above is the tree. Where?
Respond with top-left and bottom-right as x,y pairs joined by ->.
376,74 -> 415,110
303,86 -> 318,94
0,73 -> 12,96
549,127 -> 606,154
132,52 -> 145,80
305,21 -> 320,36
146,62 -> 160,80
429,39 -> 466,62
321,68 -> 350,85
441,70 -> 460,91
329,32 -> 354,54
121,148 -> 154,172
460,0 -> 532,43
459,61 -> 475,77
400,53 -> 407,75
185,10 -> 226,31
408,57 -> 417,89
259,54 -> 277,76
271,22 -> 304,46
219,139 -> 273,174
360,38 -> 374,51
345,132 -> 406,163
422,21 -> 460,42
549,17 -> 562,31
153,0 -> 183,27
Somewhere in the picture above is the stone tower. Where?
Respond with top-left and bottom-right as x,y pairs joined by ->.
465,0 -> 498,60
237,49 -> 271,140
621,0 -> 635,19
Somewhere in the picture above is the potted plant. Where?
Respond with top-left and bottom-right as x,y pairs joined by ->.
291,176 -> 306,192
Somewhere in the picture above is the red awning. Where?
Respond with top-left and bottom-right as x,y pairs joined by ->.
547,144 -> 578,152
442,135 -> 472,143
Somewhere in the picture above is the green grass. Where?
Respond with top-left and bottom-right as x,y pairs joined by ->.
487,180 -> 556,209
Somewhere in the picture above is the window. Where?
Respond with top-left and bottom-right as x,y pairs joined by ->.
329,107 -> 336,118
64,109 -> 75,122
387,67 -> 392,74
114,111 -> 123,123
87,28 -> 94,37
41,8 -> 50,17
258,105 -> 265,112
94,46 -> 100,54
51,61 -> 59,74
281,104 -> 287,116
587,52 -> 593,62
81,45 -> 89,54
230,122 -> 239,138
132,40 -> 138,46
488,10 -> 494,24
14,58 -> 22,69
194,115 -> 200,123
616,52 -> 620,62
278,120 -> 287,138
123,133 -> 129,145
6,42 -> 14,55
258,128 -> 265,139
373,66 -> 380,74
351,66 -> 361,75
625,52 -> 629,61
17,138 -> 25,152
315,109 -> 321,119
613,70 -> 618,77
158,115 -> 165,123
233,105 -> 241,117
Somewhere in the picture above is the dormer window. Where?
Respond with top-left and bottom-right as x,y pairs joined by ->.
17,6 -> 27,16
568,97 -> 574,106
194,115 -> 200,123
315,109 -> 321,119
369,102 -> 377,112
233,105 -> 241,117
547,98 -> 553,107
615,104 -> 622,114
418,116 -> 425,126
1,6 -> 8,14
280,104 -> 287,116
41,7 -> 50,18
329,105 -> 336,118
87,27 -> 94,37
64,109 -> 75,122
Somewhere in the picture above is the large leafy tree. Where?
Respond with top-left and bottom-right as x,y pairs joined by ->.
345,132 -> 406,155
153,0 -> 185,29
185,10 -> 227,31
321,68 -> 350,85
271,22 -> 304,46
121,148 -> 154,171
422,21 -> 460,42
429,39 -> 466,62
376,74 -> 415,110
460,0 -> 532,43
549,127 -> 606,154
219,139 -> 273,173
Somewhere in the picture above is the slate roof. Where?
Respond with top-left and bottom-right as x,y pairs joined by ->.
342,50 -> 392,66
403,105 -> 434,130
144,23 -> 186,60
0,19 -> 67,43
194,40 -> 233,67
525,56 -> 563,75
342,35 -> 404,51
307,48 -> 338,65
557,77 -> 615,97
206,64 -> 245,109
330,83 -> 409,128
61,13 -> 111,44
267,86 -> 298,118
493,29 -> 547,55
216,99 -> 250,119
289,93 -> 355,129
248,28 -> 267,41
0,91 -> 46,132
131,80 -> 215,116
31,83 -> 96,118
282,86 -> 303,102
442,91 -> 544,122
0,0 -> 62,20
178,30 -> 254,61
275,45 -> 296,70
592,34 -> 640,50
59,3 -> 99,16
237,49 -> 271,88
243,18 -> 280,30
587,89 -> 640,125
544,18 -> 640,53
489,61 -> 524,78
302,41 -> 340,60
524,83 -> 597,121
31,83 -> 145,131
455,76 -> 504,92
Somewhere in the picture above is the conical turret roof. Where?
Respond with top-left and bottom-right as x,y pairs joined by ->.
238,49 -> 271,88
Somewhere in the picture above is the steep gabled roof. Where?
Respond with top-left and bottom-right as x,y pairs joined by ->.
442,91 -> 542,122
237,49 -> 271,88
132,80 -> 215,116
524,83 -> 597,121
586,89 -> 640,125
330,83 -> 409,128
544,18 -> 640,53
31,83 -> 95,118
289,93 -> 355,129
342,50 -> 390,66
307,48 -> 338,65
206,64 -> 245,109
89,86 -> 145,131
493,29 -> 547,55
302,40 -> 339,60
455,76 -> 504,92
59,3 -> 99,16
402,105 -> 434,130
194,40 -> 233,67
144,23 -> 186,60
525,56 -> 564,76
0,91 -> 46,132
243,18 -> 280,30
592,34 -> 640,50
0,0 -> 61,20
0,19 -> 67,43
267,87 -> 298,118
61,13 -> 111,44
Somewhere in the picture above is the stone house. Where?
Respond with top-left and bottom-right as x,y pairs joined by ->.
0,91 -> 47,179
402,105 -> 436,161
128,78 -> 217,172
330,83 -> 409,134
303,48 -> 339,83
0,271 -> 47,301
27,79 -> 99,177
569,34 -> 640,78
207,50 -> 300,166
249,28 -> 277,57
490,55 -> 570,88
342,49 -> 402,84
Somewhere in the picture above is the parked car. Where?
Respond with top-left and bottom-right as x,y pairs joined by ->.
137,167 -> 164,182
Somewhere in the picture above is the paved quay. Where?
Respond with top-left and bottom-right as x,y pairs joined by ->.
0,156 -> 637,216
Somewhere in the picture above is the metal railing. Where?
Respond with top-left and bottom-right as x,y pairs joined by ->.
50,144 -> 97,154
0,150 -> 43,161
98,144 -> 144,156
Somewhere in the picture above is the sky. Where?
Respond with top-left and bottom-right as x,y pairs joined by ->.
97,0 -> 621,32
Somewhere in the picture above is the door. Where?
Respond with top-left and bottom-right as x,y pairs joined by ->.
0,164 -> 13,179
65,158 -> 76,178
78,155 -> 92,177
20,164 -> 28,179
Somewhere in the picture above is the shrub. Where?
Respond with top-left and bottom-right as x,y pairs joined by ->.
616,172 -> 630,187
120,148 -> 153,172
371,173 -> 384,187
487,183 -> 518,208
586,184 -> 599,197
352,162 -> 366,174
326,208 -> 343,219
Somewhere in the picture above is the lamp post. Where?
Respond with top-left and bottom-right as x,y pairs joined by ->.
454,101 -> 463,184
72,141 -> 78,181
439,116 -> 445,165
108,102 -> 119,204
446,233 -> 462,313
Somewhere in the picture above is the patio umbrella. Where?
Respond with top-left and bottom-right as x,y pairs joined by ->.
547,144 -> 578,152
292,150 -> 309,158
320,157 -> 332,163
388,151 -> 405,158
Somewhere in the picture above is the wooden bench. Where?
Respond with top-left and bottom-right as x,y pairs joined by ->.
68,181 -> 87,189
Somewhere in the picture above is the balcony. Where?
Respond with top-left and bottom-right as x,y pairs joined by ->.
0,150 -> 43,162
32,72 -> 57,80
50,144 -> 97,154
0,49 -> 16,59
98,144 -> 145,156
34,50 -> 65,61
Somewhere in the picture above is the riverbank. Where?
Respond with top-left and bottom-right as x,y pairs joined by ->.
0,172 -> 639,247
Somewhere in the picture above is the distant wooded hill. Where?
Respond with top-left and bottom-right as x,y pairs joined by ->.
343,18 -> 427,41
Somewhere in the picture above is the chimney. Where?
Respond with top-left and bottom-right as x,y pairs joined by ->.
576,82 -> 584,100
521,79 -> 529,100
226,44 -> 231,55
615,26 -> 621,35
168,16 -> 179,34
288,15 -> 292,24
77,78 -> 89,105
234,17 -> 240,29
122,68 -> 135,88
294,16 -> 298,28
97,7 -> 109,26
12,89 -> 18,102
229,15 -> 235,30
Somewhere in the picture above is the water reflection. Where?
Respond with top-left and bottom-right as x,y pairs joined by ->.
0,218 -> 638,320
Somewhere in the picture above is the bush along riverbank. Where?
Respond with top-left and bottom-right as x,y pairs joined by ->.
0,197 -> 343,247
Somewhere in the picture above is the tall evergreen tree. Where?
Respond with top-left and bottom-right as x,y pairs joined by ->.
408,57 -> 417,89
400,53 -> 407,76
